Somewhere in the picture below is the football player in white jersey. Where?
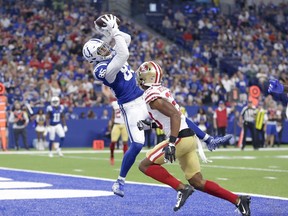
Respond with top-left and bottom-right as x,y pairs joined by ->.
136,61 -> 251,215
46,96 -> 67,157
109,100 -> 129,165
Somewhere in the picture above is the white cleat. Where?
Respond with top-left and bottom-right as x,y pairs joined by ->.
49,152 -> 53,158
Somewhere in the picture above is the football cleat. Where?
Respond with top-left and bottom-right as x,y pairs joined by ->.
206,134 -> 233,151
236,195 -> 251,216
174,185 -> 195,211
49,152 -> 53,158
112,179 -> 125,197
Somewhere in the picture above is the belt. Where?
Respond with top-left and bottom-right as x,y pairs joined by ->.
178,128 -> 195,138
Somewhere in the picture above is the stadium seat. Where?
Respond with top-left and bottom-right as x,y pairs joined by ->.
93,140 -> 104,150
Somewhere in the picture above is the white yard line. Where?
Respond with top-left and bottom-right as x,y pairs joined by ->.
201,164 -> 288,173
0,167 -> 287,201
1,147 -> 288,155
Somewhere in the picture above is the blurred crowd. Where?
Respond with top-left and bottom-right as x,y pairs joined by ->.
0,0 -> 287,115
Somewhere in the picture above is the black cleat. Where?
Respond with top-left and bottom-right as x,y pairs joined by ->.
236,195 -> 251,216
173,185 -> 194,211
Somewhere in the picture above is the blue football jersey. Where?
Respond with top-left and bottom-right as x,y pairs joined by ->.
46,105 -> 65,126
93,61 -> 143,104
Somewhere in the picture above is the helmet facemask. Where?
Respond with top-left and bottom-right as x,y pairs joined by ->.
83,39 -> 113,63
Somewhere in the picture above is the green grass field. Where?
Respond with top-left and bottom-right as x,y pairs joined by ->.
1,146 -> 288,198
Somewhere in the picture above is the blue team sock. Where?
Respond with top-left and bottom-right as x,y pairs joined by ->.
49,141 -> 53,151
185,118 -> 210,141
119,142 -> 143,178
59,137 -> 64,148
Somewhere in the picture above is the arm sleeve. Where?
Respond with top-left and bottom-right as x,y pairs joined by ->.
105,32 -> 130,83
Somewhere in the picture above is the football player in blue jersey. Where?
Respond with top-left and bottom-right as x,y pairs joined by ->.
46,96 -> 67,157
83,14 -> 149,197
83,14 -> 232,197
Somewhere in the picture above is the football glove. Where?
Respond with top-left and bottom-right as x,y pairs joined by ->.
94,24 -> 111,38
43,126 -> 50,136
163,143 -> 176,163
63,125 -> 68,133
268,79 -> 284,94
102,14 -> 119,37
137,120 -> 152,131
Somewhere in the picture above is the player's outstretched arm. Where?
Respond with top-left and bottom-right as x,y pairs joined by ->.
268,79 -> 284,94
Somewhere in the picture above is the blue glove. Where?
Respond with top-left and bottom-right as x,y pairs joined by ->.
268,79 -> 284,94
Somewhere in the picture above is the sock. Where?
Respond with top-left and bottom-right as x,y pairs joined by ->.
123,142 -> 128,154
110,142 -> 116,158
118,176 -> 125,182
49,141 -> 53,151
186,117 -> 208,140
204,180 -> 238,204
59,137 -> 64,148
145,165 -> 181,190
119,142 -> 143,177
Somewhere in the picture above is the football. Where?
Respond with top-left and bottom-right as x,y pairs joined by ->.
95,14 -> 120,28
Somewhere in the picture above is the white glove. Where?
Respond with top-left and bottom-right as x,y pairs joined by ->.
63,125 -> 68,133
102,14 -> 119,37
43,126 -> 50,137
137,120 -> 152,131
94,24 -> 111,38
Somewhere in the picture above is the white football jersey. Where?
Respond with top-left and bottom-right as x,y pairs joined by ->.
111,100 -> 125,124
143,84 -> 189,137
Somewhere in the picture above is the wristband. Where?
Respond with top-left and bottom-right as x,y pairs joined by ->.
169,135 -> 177,144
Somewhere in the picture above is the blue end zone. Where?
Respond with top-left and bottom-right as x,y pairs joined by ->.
0,168 -> 287,216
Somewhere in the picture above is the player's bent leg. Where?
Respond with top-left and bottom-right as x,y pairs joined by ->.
112,142 -> 143,197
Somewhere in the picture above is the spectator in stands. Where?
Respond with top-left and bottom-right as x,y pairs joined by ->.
162,16 -> 173,29
8,102 -> 29,150
236,72 -> 248,105
87,109 -> 97,120
100,109 -> 110,120
65,106 -> 79,120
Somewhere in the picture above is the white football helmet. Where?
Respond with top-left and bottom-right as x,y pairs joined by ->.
51,96 -> 60,107
136,61 -> 163,87
82,39 -> 113,63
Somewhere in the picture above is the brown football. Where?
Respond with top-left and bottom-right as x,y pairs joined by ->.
95,14 -> 120,28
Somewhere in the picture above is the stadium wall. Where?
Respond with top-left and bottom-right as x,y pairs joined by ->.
6,107 -> 288,149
